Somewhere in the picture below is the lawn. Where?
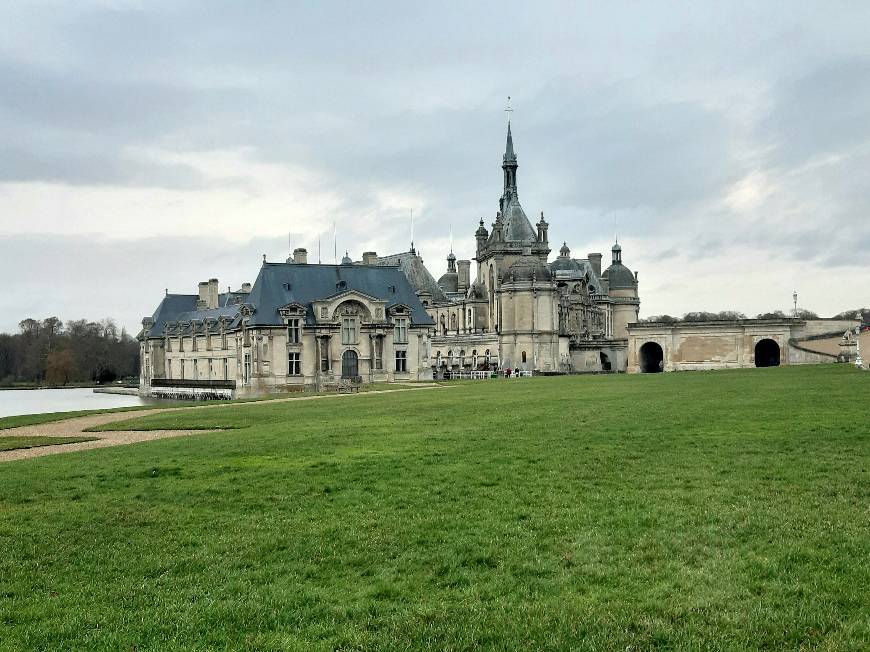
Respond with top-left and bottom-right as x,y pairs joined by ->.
0,436 -> 98,452
1,365 -> 868,650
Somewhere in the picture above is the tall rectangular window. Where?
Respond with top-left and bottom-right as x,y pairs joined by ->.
374,337 -> 383,370
243,353 -> 251,384
193,359 -> 199,380
341,318 -> 357,345
395,350 -> 407,373
287,318 -> 301,344
180,359 -> 186,379
223,358 -> 229,380
394,318 -> 408,344
288,352 -> 301,376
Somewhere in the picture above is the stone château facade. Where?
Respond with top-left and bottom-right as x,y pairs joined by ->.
138,119 -> 641,397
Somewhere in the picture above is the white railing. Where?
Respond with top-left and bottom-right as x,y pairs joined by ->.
510,370 -> 533,378
444,370 -> 493,380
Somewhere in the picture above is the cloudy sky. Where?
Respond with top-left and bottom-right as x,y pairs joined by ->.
1,1 -> 869,334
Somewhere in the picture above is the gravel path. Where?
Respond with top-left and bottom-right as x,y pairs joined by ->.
0,385 -> 446,463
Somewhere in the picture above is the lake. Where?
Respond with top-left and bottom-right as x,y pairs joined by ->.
0,387 -> 167,418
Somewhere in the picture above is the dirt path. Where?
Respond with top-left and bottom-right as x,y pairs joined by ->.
0,384 -> 447,463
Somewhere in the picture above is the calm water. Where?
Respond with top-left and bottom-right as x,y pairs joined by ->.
0,388 -> 166,418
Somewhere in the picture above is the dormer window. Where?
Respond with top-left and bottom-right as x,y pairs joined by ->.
287,318 -> 301,344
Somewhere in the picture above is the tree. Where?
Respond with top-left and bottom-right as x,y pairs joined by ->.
45,349 -> 75,385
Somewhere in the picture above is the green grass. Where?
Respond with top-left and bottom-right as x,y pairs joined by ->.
1,365 -> 868,650
0,435 -> 98,451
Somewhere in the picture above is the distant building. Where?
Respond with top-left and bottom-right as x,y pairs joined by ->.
366,121 -> 640,376
626,318 -> 862,373
138,119 -> 641,397
138,259 -> 434,397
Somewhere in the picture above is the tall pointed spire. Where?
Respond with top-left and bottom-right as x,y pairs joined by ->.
503,96 -> 516,163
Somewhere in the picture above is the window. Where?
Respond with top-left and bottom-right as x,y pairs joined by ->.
223,358 -> 229,380
472,350 -> 478,368
221,329 -> 227,350
342,317 -> 357,344
179,337 -> 185,352
395,350 -> 407,372
394,317 -> 408,344
208,359 -> 214,379
166,357 -> 172,379
320,306 -> 328,319
180,359 -> 186,379
192,334 -> 198,352
288,352 -> 301,375
193,359 -> 199,379
320,344 -> 330,372
374,337 -> 383,370
287,318 -> 301,344
522,351 -> 527,363
243,353 -> 251,385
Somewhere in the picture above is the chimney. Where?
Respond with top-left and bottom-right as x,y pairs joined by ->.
197,281 -> 208,309
241,282 -> 252,293
588,253 -> 602,277
292,247 -> 308,264
208,278 -> 219,309
362,251 -> 378,265
457,260 -> 471,293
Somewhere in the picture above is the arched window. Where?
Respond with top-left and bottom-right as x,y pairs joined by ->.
447,349 -> 453,366
439,314 -> 446,336
450,313 -> 457,332
459,349 -> 466,367
484,349 -> 490,366
472,349 -> 478,368
521,351 -> 527,364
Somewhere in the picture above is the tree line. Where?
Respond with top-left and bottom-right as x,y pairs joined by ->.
0,317 -> 139,386
643,308 -> 869,325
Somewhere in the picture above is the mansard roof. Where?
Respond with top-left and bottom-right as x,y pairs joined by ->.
143,262 -> 434,339
245,263 -> 434,326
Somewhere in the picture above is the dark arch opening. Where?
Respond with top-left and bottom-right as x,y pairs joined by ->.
754,339 -> 780,367
639,342 -> 664,373
600,352 -> 611,372
341,349 -> 359,378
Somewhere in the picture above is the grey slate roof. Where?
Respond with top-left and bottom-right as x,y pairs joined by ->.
602,263 -> 636,289
144,262 -> 434,339
499,195 -> 538,242
375,251 -> 449,303
246,263 -> 434,326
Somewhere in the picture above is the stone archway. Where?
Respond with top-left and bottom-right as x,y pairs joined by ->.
639,342 -> 664,373
754,338 -> 780,367
599,352 -> 611,372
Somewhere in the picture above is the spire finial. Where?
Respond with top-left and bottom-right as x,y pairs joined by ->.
505,96 -> 513,124
449,225 -> 453,255
410,208 -> 415,253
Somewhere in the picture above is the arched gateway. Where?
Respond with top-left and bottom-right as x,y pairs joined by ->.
639,342 -> 664,373
754,339 -> 780,367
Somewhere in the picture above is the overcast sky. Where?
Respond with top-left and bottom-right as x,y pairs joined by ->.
1,1 -> 869,334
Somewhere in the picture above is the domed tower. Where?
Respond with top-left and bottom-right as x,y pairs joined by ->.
437,251 -> 459,295
497,246 -> 560,372
602,241 -> 640,338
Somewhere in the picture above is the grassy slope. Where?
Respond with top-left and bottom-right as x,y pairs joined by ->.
0,436 -> 98,452
0,366 -> 868,651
